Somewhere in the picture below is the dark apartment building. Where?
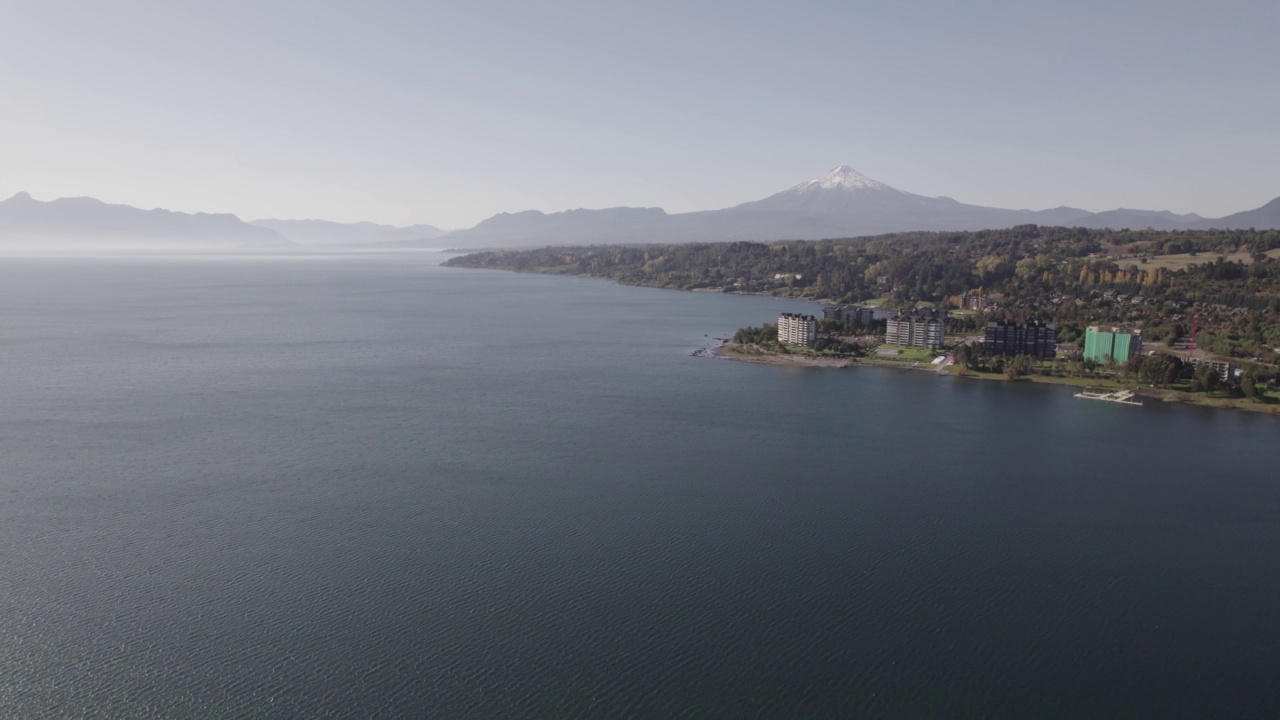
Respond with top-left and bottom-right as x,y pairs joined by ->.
984,320 -> 1057,359
821,304 -> 876,328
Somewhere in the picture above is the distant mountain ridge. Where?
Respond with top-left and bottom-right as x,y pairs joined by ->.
0,192 -> 288,248
1197,196 -> 1280,230
441,207 -> 670,246
1066,208 -> 1205,230
4,167 -> 1278,250
251,218 -> 447,246
432,165 -> 1280,248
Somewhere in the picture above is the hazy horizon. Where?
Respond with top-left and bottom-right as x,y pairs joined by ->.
3,2 -> 1277,228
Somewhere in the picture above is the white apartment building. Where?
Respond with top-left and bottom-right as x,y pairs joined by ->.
777,313 -> 817,346
885,309 -> 946,349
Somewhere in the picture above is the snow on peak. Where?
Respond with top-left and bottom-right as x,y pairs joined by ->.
791,165 -> 893,193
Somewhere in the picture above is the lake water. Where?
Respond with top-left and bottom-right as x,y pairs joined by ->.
1,252 -> 1277,718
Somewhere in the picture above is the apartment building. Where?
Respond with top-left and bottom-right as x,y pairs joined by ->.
885,309 -> 946,349
1083,326 -> 1143,364
1187,356 -> 1236,382
777,313 -> 817,346
984,320 -> 1058,359
821,304 -> 876,328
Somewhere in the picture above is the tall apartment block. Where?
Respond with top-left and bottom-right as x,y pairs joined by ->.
885,309 -> 947,349
777,313 -> 817,346
984,320 -> 1058,359
1083,326 -> 1142,364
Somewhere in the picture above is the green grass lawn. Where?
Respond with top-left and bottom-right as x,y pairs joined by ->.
1129,247 -> 1280,272
874,344 -> 936,361
758,342 -> 858,358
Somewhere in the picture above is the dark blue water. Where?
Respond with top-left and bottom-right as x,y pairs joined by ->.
1,252 -> 1278,718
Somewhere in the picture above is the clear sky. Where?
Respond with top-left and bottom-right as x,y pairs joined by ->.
2,1 -> 1277,227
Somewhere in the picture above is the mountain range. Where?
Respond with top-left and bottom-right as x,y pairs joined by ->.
435,166 -> 1280,247
249,218 -> 448,246
3,166 -> 1278,249
0,192 -> 288,248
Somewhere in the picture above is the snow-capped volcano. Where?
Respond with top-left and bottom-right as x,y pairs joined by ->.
786,165 -> 896,193
732,163 -> 921,215
429,163 -> 1280,248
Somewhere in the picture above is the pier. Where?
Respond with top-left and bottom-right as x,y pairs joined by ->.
1074,388 -> 1143,406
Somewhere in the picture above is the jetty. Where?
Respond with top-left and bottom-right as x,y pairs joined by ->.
1074,388 -> 1143,406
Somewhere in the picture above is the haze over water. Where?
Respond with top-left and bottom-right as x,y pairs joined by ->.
2,253 -> 1278,718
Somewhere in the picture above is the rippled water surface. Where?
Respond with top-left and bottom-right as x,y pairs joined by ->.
2,252 -> 1278,718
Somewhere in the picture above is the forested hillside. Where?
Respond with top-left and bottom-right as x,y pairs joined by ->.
445,226 -> 1280,362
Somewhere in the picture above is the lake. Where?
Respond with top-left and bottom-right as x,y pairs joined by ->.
1,251 -> 1277,718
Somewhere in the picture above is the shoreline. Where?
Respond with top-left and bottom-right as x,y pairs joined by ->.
448,266 -> 840,305
706,340 -> 856,367
706,340 -> 1280,415
446,267 -> 1278,417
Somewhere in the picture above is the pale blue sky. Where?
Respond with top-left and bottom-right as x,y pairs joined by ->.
2,1 -> 1277,227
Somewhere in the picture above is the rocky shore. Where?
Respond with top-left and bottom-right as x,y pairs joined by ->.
698,339 -> 856,368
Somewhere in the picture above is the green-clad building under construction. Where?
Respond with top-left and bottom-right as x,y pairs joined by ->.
1083,326 -> 1142,365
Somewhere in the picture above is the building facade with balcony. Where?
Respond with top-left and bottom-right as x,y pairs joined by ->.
821,304 -> 876,328
1187,356 -> 1235,382
777,313 -> 817,346
885,309 -> 946,349
984,320 -> 1058,359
